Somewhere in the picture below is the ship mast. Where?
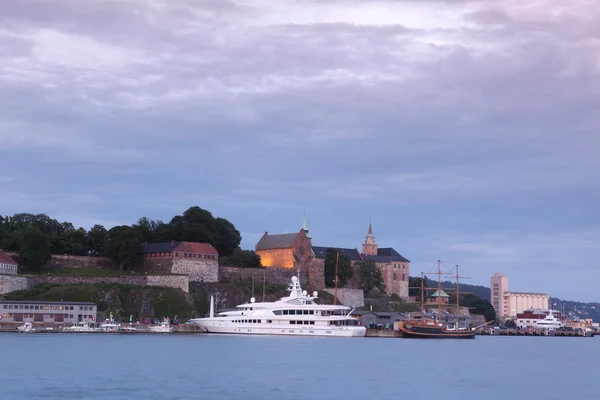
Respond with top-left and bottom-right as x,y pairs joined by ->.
333,252 -> 339,305
452,264 -> 470,329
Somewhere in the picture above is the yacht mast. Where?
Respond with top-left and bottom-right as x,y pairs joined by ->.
334,252 -> 339,305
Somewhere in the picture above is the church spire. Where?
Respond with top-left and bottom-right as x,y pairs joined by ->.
362,218 -> 377,256
302,206 -> 310,239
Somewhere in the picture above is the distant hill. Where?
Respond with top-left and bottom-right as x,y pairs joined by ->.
424,278 -> 600,322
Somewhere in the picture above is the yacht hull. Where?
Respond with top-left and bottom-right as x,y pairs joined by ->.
192,321 -> 366,337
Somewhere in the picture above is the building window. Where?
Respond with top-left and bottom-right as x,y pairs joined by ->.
393,272 -> 397,280
402,273 -> 406,281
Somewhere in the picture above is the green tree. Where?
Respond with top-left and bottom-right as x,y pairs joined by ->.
460,294 -> 497,322
108,226 -> 143,270
132,217 -> 163,243
88,225 -> 109,256
214,217 -> 241,257
504,319 -> 517,328
409,276 -> 429,300
357,260 -> 384,293
219,248 -> 262,268
324,249 -> 353,288
19,227 -> 51,271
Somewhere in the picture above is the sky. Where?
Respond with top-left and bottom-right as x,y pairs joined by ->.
1,0 -> 599,302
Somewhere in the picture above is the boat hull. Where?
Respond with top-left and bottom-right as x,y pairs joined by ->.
397,322 -> 476,339
192,320 -> 366,337
399,329 -> 476,339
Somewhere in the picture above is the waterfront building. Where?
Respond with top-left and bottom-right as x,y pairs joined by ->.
0,300 -> 97,324
490,273 -> 549,318
313,223 -> 410,299
0,251 -> 18,275
141,241 -> 219,282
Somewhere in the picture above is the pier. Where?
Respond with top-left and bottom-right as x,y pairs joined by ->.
480,328 -> 595,337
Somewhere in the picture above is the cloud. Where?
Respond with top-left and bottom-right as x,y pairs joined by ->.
0,0 -> 598,300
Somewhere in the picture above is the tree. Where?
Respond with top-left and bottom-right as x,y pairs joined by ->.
324,249 -> 354,288
409,276 -> 429,299
504,319 -> 517,328
214,217 -> 241,257
108,226 -> 143,270
132,217 -> 163,243
357,260 -> 384,293
87,225 -> 109,256
19,227 -> 51,271
460,294 -> 497,322
219,248 -> 262,268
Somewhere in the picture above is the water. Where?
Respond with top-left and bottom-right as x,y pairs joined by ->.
1,333 -> 598,400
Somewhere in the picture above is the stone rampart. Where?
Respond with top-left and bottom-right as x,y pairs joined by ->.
323,288 -> 365,308
172,259 -> 218,283
0,275 -> 29,295
0,274 -> 189,295
219,266 -> 309,290
5,252 -> 113,269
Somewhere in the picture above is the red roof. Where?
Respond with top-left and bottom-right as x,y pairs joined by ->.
174,242 -> 218,255
0,251 -> 17,265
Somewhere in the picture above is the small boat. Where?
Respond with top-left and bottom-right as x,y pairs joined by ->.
121,325 -> 141,333
98,313 -> 120,333
17,322 -> 37,333
147,319 -> 173,333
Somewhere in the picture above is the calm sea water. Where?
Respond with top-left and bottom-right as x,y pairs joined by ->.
1,333 -> 598,400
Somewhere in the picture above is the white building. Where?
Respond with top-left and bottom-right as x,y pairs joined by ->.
0,251 -> 18,275
490,273 -> 549,319
0,300 -> 97,324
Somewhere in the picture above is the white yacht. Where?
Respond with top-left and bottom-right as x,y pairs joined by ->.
17,322 -> 36,333
190,276 -> 366,337
98,313 -> 121,333
536,310 -> 564,331
148,319 -> 173,333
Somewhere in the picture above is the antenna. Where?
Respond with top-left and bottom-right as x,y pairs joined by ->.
334,252 -> 339,305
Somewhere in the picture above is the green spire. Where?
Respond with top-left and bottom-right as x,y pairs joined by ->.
302,206 -> 310,238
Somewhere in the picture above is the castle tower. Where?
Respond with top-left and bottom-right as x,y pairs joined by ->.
362,221 -> 378,256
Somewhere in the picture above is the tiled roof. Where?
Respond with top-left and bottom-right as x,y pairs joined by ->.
175,242 -> 218,255
312,246 -> 362,261
143,242 -> 218,255
0,251 -> 17,265
256,233 -> 298,250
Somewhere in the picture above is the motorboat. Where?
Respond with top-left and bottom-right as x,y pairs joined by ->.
98,313 -> 120,333
147,319 -> 173,333
189,276 -> 366,337
17,322 -> 36,333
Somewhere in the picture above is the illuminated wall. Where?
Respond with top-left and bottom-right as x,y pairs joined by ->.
256,248 -> 295,269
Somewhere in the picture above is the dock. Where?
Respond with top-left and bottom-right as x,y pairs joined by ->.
480,328 -> 595,337
365,328 -> 401,338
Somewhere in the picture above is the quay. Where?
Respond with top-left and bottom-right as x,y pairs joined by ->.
480,328 -> 595,337
365,328 -> 401,338
0,322 -> 203,334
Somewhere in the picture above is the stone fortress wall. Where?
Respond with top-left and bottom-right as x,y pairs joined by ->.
0,274 -> 189,295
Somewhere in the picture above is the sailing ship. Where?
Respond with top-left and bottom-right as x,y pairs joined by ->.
397,261 -> 481,339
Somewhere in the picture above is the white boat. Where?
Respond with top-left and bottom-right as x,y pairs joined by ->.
62,322 -> 97,333
147,319 -> 173,333
190,276 -> 366,337
98,313 -> 121,333
536,310 -> 564,331
17,322 -> 36,333
121,325 -> 141,333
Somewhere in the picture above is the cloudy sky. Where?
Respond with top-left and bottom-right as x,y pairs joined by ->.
1,0 -> 599,301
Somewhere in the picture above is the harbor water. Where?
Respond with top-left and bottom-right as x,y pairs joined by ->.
1,333 -> 598,400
